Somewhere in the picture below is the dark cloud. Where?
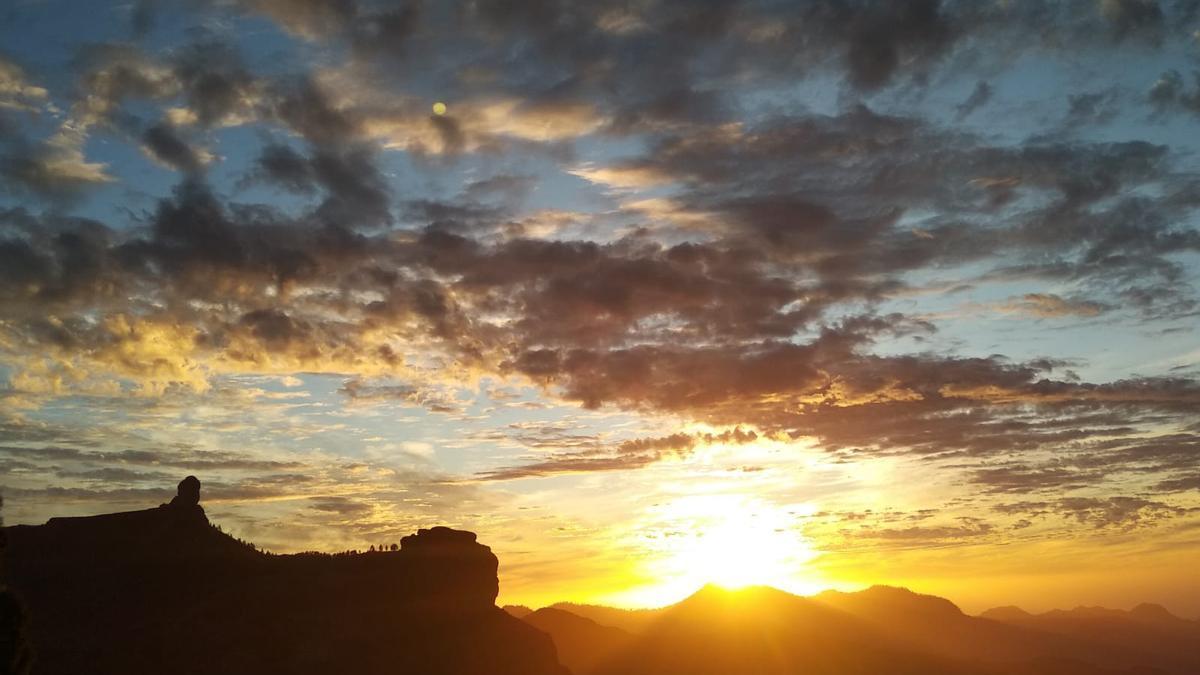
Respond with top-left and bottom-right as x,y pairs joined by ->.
141,123 -> 206,173
840,0 -> 957,90
1148,69 -> 1200,117
244,141 -> 396,228
854,519 -> 993,544
309,496 -> 373,517
0,445 -> 307,471
241,0 -> 420,59
1155,474 -> 1200,492
1058,496 -> 1183,529
478,428 -> 758,480
56,467 -> 177,484
1064,89 -> 1121,127
971,464 -> 1104,495
250,143 -> 316,194
1100,0 -> 1165,43
463,174 -> 537,202
996,495 -> 1186,529
308,146 -> 392,228
130,0 -> 156,38
955,80 -> 992,120
171,40 -> 258,128
339,378 -> 462,413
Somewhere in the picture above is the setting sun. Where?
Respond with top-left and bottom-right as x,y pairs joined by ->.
615,494 -> 822,607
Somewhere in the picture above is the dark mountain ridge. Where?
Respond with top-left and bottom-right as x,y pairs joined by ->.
526,584 -> 1198,675
979,601 -> 1200,675
3,477 -> 566,675
523,607 -> 635,675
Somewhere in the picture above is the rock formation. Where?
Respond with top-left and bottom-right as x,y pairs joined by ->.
167,476 -> 201,508
3,479 -> 567,675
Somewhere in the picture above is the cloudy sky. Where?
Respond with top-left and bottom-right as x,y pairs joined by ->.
2,0 -> 1199,613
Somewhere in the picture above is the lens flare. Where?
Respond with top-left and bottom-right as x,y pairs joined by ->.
616,494 -> 821,607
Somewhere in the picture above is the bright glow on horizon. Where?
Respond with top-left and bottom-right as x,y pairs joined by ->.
612,494 -> 823,607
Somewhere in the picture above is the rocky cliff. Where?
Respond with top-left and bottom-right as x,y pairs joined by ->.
3,478 -> 567,675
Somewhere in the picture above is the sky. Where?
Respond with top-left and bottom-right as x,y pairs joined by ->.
1,0 -> 1199,615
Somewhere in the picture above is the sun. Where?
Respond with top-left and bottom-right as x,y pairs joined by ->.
617,494 -> 821,607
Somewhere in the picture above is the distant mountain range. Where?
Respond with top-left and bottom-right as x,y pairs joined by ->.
3,478 -> 1196,675
515,585 -> 1199,675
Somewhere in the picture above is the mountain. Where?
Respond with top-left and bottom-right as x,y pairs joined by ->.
812,586 -> 1107,666
812,585 -> 1196,673
523,607 -> 635,674
582,584 -> 980,675
2,477 -> 567,675
981,603 -> 1200,674
533,585 -> 1186,675
502,604 -> 533,618
546,601 -> 666,634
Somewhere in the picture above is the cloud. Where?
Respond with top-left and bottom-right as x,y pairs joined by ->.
0,443 -> 307,472
242,0 -> 358,40
998,293 -> 1113,318
1064,89 -> 1121,127
478,428 -> 758,480
971,464 -> 1104,495
1057,496 -> 1182,529
140,123 -> 212,172
309,495 -> 373,517
339,378 -> 463,414
955,80 -> 992,120
1099,0 -> 1165,43
0,54 -> 48,110
568,163 -> 675,189
839,0 -> 957,90
1155,473 -> 1200,492
0,124 -> 116,199
1148,69 -> 1200,117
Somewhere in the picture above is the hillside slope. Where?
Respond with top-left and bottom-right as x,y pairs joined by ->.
3,477 -> 567,675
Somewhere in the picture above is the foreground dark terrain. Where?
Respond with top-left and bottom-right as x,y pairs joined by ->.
3,478 -> 1197,675
2,478 -> 565,675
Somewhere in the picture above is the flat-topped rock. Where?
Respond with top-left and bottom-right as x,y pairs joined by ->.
397,525 -> 499,610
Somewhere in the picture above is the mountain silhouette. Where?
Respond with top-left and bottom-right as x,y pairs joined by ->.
3,477 -> 567,675
578,584 -> 976,675
525,584 -> 1191,675
523,607 -> 635,674
502,604 -> 534,618
546,601 -> 666,634
980,602 -> 1200,674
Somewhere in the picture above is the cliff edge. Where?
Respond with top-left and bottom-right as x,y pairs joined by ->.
3,478 -> 567,675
